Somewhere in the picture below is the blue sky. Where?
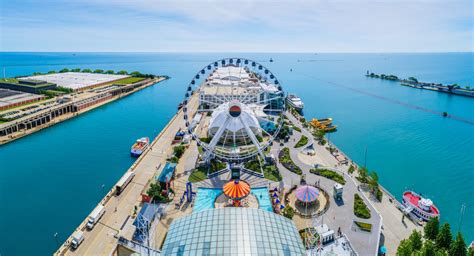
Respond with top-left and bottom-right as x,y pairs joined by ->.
0,0 -> 472,52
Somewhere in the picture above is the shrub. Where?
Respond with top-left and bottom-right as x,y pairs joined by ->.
282,205 -> 295,219
294,135 -> 308,148
278,147 -> 302,175
348,165 -> 355,174
310,168 -> 345,185
353,194 -> 371,219
173,145 -> 186,158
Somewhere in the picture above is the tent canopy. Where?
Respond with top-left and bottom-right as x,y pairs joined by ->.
295,185 -> 319,203
223,179 -> 251,200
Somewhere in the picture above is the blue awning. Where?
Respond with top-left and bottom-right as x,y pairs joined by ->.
157,162 -> 177,183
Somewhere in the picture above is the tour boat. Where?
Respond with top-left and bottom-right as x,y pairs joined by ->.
402,191 -> 440,221
286,94 -> 304,112
131,137 -> 150,157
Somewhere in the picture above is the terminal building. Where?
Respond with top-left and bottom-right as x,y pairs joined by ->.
161,208 -> 306,255
0,79 -> 57,94
0,89 -> 45,111
199,66 -> 284,112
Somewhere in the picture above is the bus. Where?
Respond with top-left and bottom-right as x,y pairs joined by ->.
115,172 -> 135,195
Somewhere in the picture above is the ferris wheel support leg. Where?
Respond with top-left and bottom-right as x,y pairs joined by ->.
239,116 -> 265,160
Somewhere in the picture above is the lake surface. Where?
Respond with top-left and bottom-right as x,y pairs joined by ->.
0,52 -> 472,255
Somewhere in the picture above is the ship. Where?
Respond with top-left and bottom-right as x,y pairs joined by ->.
131,137 -> 150,157
402,190 -> 440,221
286,94 -> 304,112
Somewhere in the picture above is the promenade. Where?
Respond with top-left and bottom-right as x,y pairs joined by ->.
279,112 -> 420,255
56,93 -> 198,256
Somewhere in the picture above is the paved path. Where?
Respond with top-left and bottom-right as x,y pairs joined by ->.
272,113 -> 382,256
59,94 -> 199,256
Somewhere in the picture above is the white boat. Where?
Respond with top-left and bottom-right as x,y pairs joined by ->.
286,94 -> 304,112
130,137 -> 150,157
402,190 -> 440,221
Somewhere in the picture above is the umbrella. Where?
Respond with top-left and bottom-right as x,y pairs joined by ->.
380,246 -> 387,254
295,185 -> 319,203
273,192 -> 278,198
280,204 -> 285,209
223,180 -> 251,200
275,198 -> 281,204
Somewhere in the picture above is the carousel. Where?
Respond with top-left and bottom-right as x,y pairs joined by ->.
289,185 -> 327,216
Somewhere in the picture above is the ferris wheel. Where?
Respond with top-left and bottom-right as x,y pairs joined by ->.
182,58 -> 286,162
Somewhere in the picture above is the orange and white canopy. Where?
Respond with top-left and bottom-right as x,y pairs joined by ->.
223,180 -> 251,200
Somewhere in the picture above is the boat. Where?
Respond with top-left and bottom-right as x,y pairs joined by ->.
402,191 -> 440,221
269,58 -> 274,62
131,137 -> 150,157
286,94 -> 304,112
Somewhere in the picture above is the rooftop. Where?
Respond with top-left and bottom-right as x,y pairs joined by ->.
161,208 -> 306,255
20,72 -> 129,90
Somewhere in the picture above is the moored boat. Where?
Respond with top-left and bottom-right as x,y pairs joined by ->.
286,94 -> 304,112
402,191 -> 440,221
131,137 -> 150,157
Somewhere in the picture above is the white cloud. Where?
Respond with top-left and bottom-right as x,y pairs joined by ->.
1,0 -> 472,52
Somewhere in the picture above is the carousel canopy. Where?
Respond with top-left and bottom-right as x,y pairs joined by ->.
295,185 -> 319,203
223,179 -> 251,200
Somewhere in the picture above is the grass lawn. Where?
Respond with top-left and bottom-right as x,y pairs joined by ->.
294,135 -> 308,148
1,78 -> 19,83
354,194 -> 371,219
189,167 -> 208,183
310,168 -> 346,185
354,221 -> 372,232
293,126 -> 302,132
263,165 -> 282,182
113,77 -> 146,85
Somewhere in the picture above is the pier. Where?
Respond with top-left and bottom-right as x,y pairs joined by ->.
54,93 -> 199,256
0,77 -> 166,145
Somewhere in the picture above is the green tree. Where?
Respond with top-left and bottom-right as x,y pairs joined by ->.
397,238 -> 412,256
348,165 -> 355,174
117,70 -> 128,75
358,167 -> 368,183
420,240 -> 436,256
81,68 -> 92,73
409,230 -> 423,251
47,70 -> 56,74
130,71 -> 142,76
71,68 -> 81,72
105,70 -> 115,74
147,182 -> 162,199
468,246 -> 474,256
173,145 -> 186,158
436,223 -> 452,250
59,68 -> 70,73
368,171 -> 379,193
449,232 -> 467,256
93,69 -> 104,73
424,217 -> 439,240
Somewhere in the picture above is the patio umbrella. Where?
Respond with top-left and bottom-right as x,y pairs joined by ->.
295,185 -> 319,203
280,204 -> 285,209
275,198 -> 281,204
223,180 -> 251,200
380,246 -> 387,254
273,192 -> 278,198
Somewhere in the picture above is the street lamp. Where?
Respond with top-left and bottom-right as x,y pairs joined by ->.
53,232 -> 59,248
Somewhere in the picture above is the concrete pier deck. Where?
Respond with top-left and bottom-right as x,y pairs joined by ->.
0,77 -> 166,145
55,93 -> 198,256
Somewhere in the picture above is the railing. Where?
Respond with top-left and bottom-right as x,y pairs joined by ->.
117,236 -> 161,256
241,167 -> 264,178
208,168 -> 229,178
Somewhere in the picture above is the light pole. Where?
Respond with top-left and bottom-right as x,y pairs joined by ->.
458,204 -> 466,233
53,232 -> 59,248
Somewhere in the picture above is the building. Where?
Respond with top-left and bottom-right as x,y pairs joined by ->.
19,72 -> 130,91
0,89 -> 45,111
0,79 -> 57,94
199,66 -> 284,112
161,208 -> 306,255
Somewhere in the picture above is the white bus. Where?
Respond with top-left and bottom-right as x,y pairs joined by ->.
115,172 -> 135,195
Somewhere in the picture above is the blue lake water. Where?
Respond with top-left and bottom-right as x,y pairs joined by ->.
0,52 -> 472,255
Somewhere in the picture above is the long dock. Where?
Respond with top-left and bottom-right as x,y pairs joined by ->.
0,77 -> 166,145
55,93 -> 198,256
